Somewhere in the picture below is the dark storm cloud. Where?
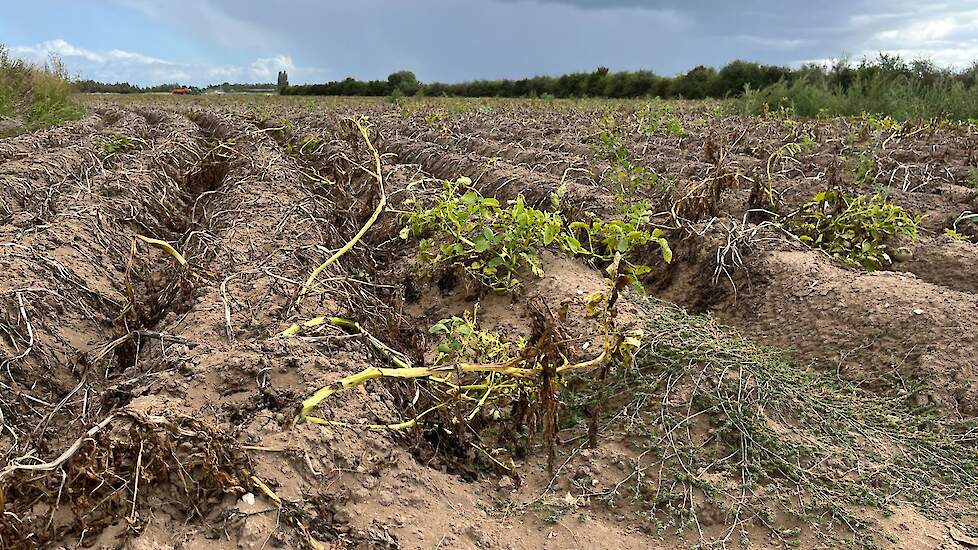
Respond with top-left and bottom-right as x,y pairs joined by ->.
9,0 -> 978,85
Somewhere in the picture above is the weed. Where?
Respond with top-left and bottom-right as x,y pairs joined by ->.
0,45 -> 82,135
560,297 -> 978,546
387,87 -> 405,105
594,112 -> 669,198
638,101 -> 688,137
862,112 -> 902,132
785,190 -> 919,270
847,151 -> 877,186
296,134 -> 325,154
766,142 -> 802,204
735,59 -> 978,121
569,213 -> 671,286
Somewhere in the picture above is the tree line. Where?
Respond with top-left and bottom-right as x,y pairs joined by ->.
76,81 -> 279,94
282,56 -> 978,101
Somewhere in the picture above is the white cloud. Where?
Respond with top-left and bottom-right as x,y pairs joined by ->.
107,49 -> 174,65
7,39 -> 323,85
11,39 -> 106,64
841,4 -> 978,69
249,55 -> 295,80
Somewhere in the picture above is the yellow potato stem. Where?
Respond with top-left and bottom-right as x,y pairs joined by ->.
134,234 -> 188,266
296,118 -> 386,304
294,343 -> 617,425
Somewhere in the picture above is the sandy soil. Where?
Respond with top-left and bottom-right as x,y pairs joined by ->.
1,96 -> 977,549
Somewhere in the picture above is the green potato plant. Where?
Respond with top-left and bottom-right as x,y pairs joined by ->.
401,177 -> 671,292
100,134 -> 135,155
401,176 -> 571,291
428,305 -> 523,365
786,190 -> 920,270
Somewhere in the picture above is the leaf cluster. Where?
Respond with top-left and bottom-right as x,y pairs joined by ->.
786,190 -> 920,270
100,134 -> 134,155
638,101 -> 688,137
595,113 -> 669,197
401,177 -> 671,291
569,212 -> 672,284
428,306 -> 523,365
401,177 -> 572,291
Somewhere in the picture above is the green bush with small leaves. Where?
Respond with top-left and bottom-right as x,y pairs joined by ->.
594,112 -> 670,197
0,45 -> 82,135
569,210 -> 671,284
786,190 -> 920,270
638,101 -> 688,137
847,151 -> 877,186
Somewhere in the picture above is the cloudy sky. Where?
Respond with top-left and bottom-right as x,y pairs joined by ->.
3,0 -> 978,86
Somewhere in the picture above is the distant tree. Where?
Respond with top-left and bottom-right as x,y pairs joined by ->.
712,60 -> 790,97
671,65 -> 717,99
585,67 -> 610,96
387,70 -> 420,95
281,55 -> 978,102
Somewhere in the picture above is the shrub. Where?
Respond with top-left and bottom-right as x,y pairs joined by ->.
569,211 -> 671,283
735,57 -> 978,121
594,113 -> 669,198
0,45 -> 82,134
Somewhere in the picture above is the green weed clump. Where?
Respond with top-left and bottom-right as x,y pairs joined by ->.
100,134 -> 134,155
568,202 -> 671,283
786,190 -> 919,270
0,45 -> 82,135
735,58 -> 978,121
428,305 -> 523,365
638,101 -> 687,137
401,176 -> 570,291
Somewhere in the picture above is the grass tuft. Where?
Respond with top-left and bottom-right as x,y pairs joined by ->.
0,44 -> 83,136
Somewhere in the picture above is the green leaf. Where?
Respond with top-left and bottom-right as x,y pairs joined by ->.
657,238 -> 673,263
543,223 -> 558,245
473,237 -> 490,253
629,264 -> 652,276
563,236 -> 584,254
